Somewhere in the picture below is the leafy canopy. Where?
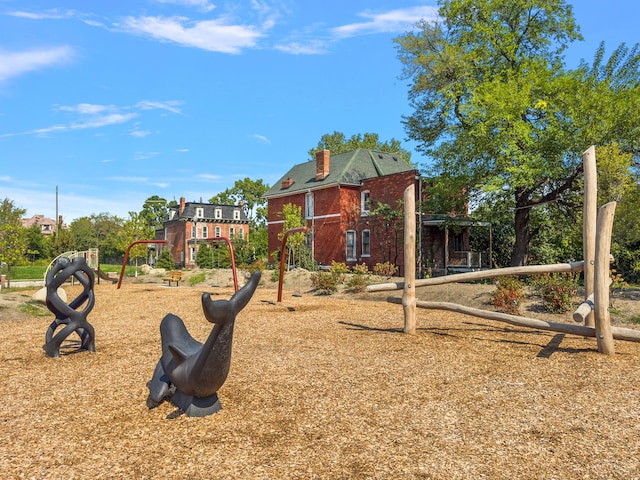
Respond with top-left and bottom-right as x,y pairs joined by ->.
308,131 -> 412,166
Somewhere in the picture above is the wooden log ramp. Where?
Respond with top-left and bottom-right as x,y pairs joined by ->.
386,297 -> 640,343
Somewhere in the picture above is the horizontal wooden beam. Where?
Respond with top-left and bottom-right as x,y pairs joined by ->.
386,297 -> 640,343
368,261 -> 585,293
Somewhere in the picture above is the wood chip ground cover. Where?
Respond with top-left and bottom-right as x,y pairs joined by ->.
1,280 -> 639,479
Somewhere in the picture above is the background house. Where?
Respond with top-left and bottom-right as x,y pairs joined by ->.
265,149 -> 420,275
156,197 -> 249,268
21,214 -> 59,236
265,149 -> 491,277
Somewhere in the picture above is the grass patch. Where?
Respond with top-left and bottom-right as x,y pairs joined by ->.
18,300 -> 50,317
189,272 -> 206,286
627,315 -> 640,325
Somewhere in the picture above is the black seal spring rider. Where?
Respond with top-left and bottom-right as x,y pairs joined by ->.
147,271 -> 261,417
43,256 -> 96,358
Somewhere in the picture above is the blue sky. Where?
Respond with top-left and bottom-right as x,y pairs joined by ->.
1,0 -> 638,223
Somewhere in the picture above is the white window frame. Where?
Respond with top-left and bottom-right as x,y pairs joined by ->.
361,229 -> 371,257
361,190 -> 370,216
195,207 -> 204,219
191,225 -> 197,239
214,208 -> 222,219
233,209 -> 241,220
230,227 -> 235,238
239,228 -> 244,239
346,230 -> 356,261
202,225 -> 208,239
190,246 -> 196,262
215,226 -> 221,237
305,192 -> 314,219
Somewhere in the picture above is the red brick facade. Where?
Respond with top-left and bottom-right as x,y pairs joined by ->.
267,170 -> 419,274
157,197 -> 249,268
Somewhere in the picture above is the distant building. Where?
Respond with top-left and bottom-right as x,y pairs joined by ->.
21,214 -> 59,236
156,197 -> 249,268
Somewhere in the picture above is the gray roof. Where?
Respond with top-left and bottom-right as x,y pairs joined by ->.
264,149 -> 415,198
167,202 -> 248,223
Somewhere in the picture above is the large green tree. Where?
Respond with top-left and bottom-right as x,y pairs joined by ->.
309,131 -> 412,166
140,195 -> 169,230
395,0 -> 640,266
209,177 -> 270,228
69,213 -> 124,261
0,198 -> 27,287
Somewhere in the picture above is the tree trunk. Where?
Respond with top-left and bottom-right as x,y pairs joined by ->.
511,203 -> 530,267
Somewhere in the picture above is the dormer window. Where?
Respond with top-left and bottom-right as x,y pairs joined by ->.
233,209 -> 241,220
214,208 -> 222,219
195,207 -> 204,219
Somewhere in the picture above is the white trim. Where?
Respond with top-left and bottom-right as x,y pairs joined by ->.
264,181 -> 358,200
310,213 -> 340,220
267,212 -> 340,225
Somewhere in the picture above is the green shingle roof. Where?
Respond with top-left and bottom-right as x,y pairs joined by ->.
264,149 -> 413,198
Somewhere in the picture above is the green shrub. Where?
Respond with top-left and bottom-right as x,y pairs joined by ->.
533,272 -> 579,313
241,259 -> 266,274
346,274 -> 370,292
156,249 -> 175,270
373,262 -> 398,278
330,261 -> 349,275
189,272 -> 206,286
492,276 -> 524,315
310,271 -> 340,294
352,263 -> 370,275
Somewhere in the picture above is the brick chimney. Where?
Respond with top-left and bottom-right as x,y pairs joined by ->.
315,149 -> 330,181
179,196 -> 186,215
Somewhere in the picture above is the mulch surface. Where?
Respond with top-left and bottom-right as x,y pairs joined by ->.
1,279 -> 640,479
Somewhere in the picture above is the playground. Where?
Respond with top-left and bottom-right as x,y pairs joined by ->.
1,279 -> 640,478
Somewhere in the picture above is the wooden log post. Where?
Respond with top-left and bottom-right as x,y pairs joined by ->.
402,185 -> 417,334
594,202 -> 616,355
583,146 -> 597,327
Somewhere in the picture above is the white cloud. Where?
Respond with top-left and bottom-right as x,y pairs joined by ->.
136,100 -> 184,115
120,15 -> 266,54
6,9 -> 77,20
130,129 -> 152,138
0,46 -> 75,83
109,176 -> 151,182
59,103 -> 116,115
197,173 -> 222,181
154,0 -> 216,13
332,6 -> 438,39
252,134 -> 270,144
274,40 -> 328,55
133,152 -> 160,161
1,100 -> 184,138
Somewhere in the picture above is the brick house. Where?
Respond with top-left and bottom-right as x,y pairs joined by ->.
156,197 -> 249,268
265,149 -> 421,275
265,149 -> 492,277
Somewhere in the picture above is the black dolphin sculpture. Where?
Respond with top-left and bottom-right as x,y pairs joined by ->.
147,271 -> 260,417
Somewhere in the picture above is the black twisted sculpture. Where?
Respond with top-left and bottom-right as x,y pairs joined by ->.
43,257 -> 96,358
147,271 -> 261,417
